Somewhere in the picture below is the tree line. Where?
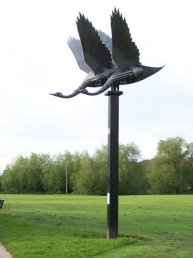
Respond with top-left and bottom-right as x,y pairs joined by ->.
0,137 -> 193,195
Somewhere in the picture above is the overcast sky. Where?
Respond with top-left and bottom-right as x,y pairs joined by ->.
0,0 -> 193,173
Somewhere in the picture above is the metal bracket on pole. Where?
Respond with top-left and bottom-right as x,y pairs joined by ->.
105,86 -> 122,239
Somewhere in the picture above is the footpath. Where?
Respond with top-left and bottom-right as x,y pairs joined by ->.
0,243 -> 12,258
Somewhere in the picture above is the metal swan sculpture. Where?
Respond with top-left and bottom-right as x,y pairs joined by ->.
77,8 -> 164,96
49,14 -> 114,99
50,8 -> 164,99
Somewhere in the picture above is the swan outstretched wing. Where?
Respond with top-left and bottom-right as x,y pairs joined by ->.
67,37 -> 91,73
111,8 -> 140,69
67,30 -> 114,73
98,30 -> 112,55
77,13 -> 113,74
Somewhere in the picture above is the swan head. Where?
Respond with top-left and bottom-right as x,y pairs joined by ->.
49,92 -> 64,97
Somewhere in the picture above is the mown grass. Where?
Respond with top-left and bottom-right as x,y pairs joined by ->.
0,194 -> 193,257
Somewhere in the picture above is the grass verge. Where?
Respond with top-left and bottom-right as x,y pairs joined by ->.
0,194 -> 193,257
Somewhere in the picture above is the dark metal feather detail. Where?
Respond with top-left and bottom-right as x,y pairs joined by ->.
98,30 -> 112,56
77,13 -> 113,74
111,8 -> 141,70
67,31 -> 114,73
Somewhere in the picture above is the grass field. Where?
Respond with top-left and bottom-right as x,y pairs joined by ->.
0,194 -> 193,258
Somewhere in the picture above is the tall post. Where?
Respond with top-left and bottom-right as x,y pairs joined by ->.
106,86 -> 122,239
66,165 -> 68,195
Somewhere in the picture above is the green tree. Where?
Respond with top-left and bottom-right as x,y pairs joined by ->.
92,145 -> 108,195
1,153 -> 50,193
73,151 -> 95,194
43,153 -> 65,193
1,156 -> 28,193
42,160 -> 62,193
119,143 -> 146,194
183,142 -> 193,193
26,153 -> 50,192
64,151 -> 76,193
148,137 -> 187,193
42,151 -> 75,193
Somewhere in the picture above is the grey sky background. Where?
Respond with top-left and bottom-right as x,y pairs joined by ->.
0,0 -> 193,173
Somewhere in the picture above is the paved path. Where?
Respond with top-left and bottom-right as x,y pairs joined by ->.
0,243 -> 12,258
